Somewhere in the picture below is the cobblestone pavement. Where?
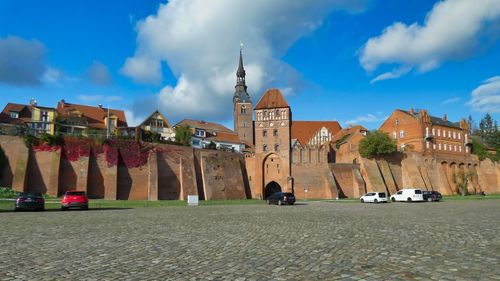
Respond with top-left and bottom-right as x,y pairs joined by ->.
1,200 -> 499,280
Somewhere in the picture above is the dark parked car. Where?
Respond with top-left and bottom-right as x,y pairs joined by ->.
61,191 -> 89,210
266,192 -> 296,205
423,191 -> 442,202
15,193 -> 45,211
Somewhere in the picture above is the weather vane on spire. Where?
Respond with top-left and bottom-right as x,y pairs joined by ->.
240,41 -> 244,51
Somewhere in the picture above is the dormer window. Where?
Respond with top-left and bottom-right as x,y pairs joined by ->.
10,111 -> 19,119
195,129 -> 205,137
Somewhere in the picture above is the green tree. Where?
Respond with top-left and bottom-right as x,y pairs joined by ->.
358,130 -> 396,158
467,115 -> 477,136
174,125 -> 192,146
207,141 -> 217,150
452,170 -> 474,196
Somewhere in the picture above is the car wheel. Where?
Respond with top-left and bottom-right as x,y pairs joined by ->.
82,206 -> 89,210
391,197 -> 396,202
407,197 -> 412,202
360,199 -> 364,203
61,206 -> 67,211
278,200 -> 282,206
374,199 -> 378,203
427,197 -> 432,202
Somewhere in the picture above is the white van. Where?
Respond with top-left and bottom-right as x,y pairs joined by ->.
390,189 -> 424,202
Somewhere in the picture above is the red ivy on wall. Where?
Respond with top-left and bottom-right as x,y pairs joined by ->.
32,136 -> 153,168
33,143 -> 61,152
62,137 -> 90,161
104,140 -> 150,168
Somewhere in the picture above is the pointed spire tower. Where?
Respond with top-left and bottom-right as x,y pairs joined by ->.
234,44 -> 250,103
233,43 -> 254,146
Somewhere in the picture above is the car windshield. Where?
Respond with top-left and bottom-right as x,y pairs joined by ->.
65,191 -> 85,196
378,193 -> 386,197
415,190 -> 422,194
19,193 -> 42,197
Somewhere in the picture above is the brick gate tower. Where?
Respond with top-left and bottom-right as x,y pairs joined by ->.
233,45 -> 253,146
253,89 -> 293,198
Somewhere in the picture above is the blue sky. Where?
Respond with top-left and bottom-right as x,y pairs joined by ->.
0,0 -> 499,129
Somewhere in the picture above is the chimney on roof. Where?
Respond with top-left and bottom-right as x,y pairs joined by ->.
98,104 -> 103,109
443,114 -> 447,122
409,108 -> 414,115
29,98 -> 37,106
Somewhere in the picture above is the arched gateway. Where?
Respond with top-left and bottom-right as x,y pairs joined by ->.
264,181 -> 282,198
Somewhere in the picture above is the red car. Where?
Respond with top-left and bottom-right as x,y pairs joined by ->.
61,191 -> 89,210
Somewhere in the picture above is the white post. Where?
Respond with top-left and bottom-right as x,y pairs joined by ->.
106,105 -> 110,139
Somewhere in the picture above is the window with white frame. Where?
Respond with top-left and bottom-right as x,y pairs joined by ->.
448,130 -> 451,138
195,129 -> 205,137
459,146 -> 462,152
392,132 -> 397,139
432,128 -> 435,136
433,143 -> 436,149
453,132 -> 456,139
444,143 -> 447,151
438,143 -> 441,150
9,111 -> 19,119
395,119 -> 399,126
437,129 -> 441,137
426,141 -> 430,149
399,130 -> 405,138
466,146 -> 469,153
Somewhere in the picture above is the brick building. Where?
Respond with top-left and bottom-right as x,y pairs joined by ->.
379,108 -> 471,157
234,49 -> 342,198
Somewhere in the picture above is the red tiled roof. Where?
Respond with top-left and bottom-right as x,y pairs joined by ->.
205,131 -> 245,144
57,101 -> 127,129
0,103 -> 32,124
332,125 -> 367,141
175,119 -> 233,133
291,121 -> 342,146
254,89 -> 289,110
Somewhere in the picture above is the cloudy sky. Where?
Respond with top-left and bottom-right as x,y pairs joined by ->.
0,0 -> 499,128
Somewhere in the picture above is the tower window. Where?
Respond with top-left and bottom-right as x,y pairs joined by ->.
263,144 -> 267,152
241,105 -> 246,114
274,144 -> 280,151
273,129 -> 278,136
263,130 -> 267,137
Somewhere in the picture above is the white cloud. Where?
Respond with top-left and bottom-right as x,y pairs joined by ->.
360,0 -> 500,80
78,95 -> 122,103
442,97 -> 461,105
125,110 -> 145,127
87,61 -> 112,86
42,67 -> 63,84
467,76 -> 500,113
370,66 -> 411,84
0,36 -> 46,86
121,56 -> 161,85
124,0 -> 369,122
345,113 -> 387,125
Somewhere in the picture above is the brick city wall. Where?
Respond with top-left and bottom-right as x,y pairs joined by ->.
0,135 -> 498,200
0,136 -> 249,200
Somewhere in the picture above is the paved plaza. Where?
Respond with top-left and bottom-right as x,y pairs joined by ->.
0,200 -> 499,280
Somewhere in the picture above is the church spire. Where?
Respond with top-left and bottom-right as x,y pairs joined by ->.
237,44 -> 245,78
234,43 -> 250,103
